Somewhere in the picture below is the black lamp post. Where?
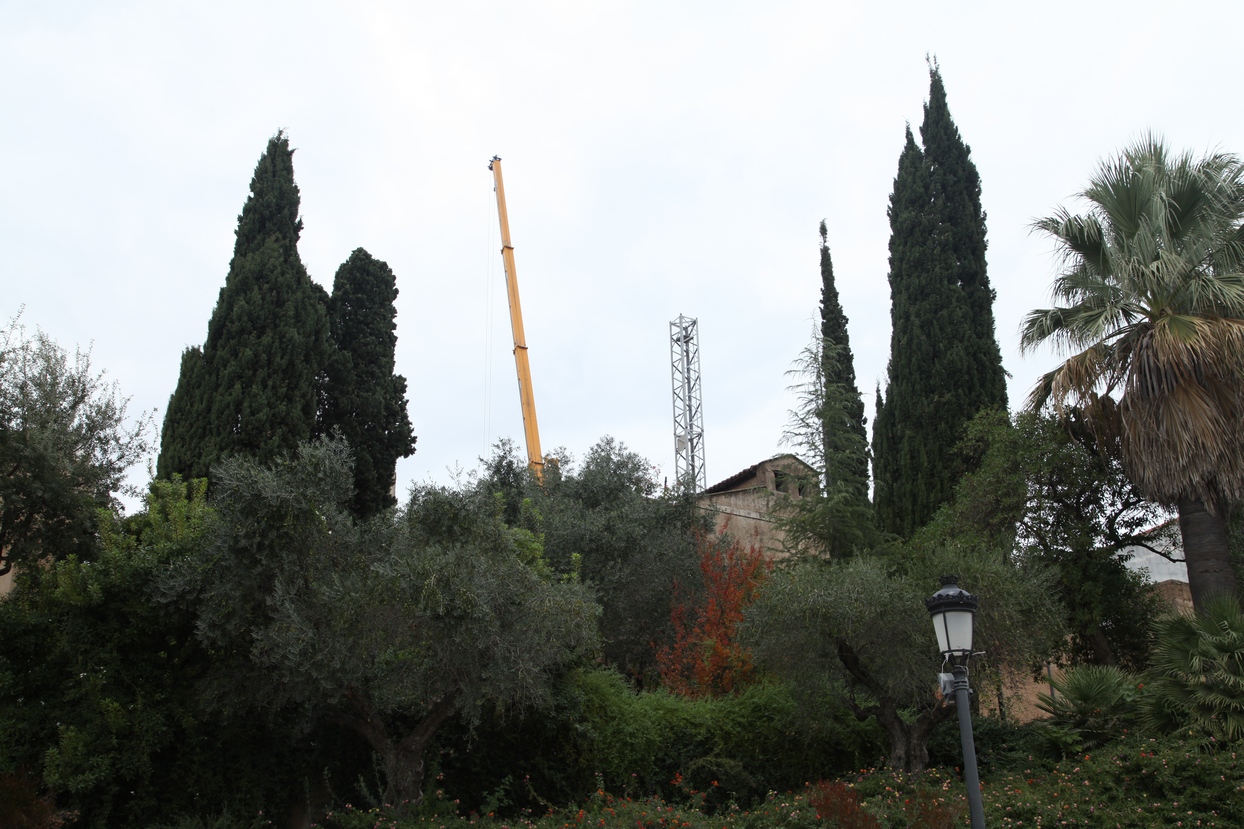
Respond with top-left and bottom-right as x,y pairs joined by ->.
926,575 -> 985,829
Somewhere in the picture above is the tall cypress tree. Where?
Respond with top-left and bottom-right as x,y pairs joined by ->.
818,220 -> 868,497
872,67 -> 1007,538
159,132 -> 330,481
779,226 -> 874,558
319,248 -> 416,518
921,69 -> 1007,408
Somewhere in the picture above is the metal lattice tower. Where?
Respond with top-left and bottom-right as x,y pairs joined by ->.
670,314 -> 706,491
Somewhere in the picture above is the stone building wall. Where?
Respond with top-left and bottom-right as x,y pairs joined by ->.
695,454 -> 817,557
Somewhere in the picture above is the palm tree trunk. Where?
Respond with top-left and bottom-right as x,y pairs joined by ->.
1178,495 -> 1239,611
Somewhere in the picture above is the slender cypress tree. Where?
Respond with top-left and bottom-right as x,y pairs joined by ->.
872,68 -> 1007,538
777,225 -> 874,558
159,132 -> 330,481
319,248 -> 417,518
818,220 -> 869,497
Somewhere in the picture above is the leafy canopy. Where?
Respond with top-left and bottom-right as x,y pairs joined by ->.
485,437 -> 702,681
0,314 -> 152,576
743,544 -> 1061,771
165,440 -> 599,809
917,409 -> 1166,670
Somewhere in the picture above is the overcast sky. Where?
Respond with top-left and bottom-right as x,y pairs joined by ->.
5,1 -> 1244,503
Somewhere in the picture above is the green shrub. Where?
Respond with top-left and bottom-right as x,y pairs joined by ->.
434,669 -> 884,814
576,670 -> 885,808
322,736 -> 1244,829
1144,595 -> 1244,741
979,735 -> 1244,827
926,714 -> 1048,776
1035,663 -> 1143,754
0,484 -> 332,828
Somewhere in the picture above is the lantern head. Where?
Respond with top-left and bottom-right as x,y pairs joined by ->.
926,574 -> 979,660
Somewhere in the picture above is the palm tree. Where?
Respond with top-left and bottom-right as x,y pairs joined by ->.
1021,136 -> 1244,611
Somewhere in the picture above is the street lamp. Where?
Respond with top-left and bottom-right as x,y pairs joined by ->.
926,575 -> 986,829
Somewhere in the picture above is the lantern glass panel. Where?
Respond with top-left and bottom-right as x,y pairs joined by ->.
932,608 -> 975,656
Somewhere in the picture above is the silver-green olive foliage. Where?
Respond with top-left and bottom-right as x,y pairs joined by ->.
742,546 -> 1062,771
172,440 -> 599,810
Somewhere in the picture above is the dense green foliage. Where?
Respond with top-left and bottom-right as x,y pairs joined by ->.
433,669 -> 884,816
0,316 -> 152,576
321,733 -> 1244,829
320,248 -> 417,518
742,544 -> 1062,771
919,410 -> 1166,669
483,438 -> 702,680
1144,595 -> 1244,740
162,441 -> 598,812
872,66 -> 1007,538
158,132 -> 331,481
0,480 -> 313,828
1036,664 -> 1144,753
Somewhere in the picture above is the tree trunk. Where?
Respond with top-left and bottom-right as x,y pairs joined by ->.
834,638 -> 954,772
1178,495 -> 1239,611
874,699 -> 954,772
341,688 -> 458,816
380,741 -> 428,811
1088,626 -> 1118,666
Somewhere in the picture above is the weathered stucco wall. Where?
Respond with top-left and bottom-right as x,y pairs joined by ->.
695,454 -> 817,558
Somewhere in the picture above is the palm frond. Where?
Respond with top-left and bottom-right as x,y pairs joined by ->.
1037,664 -> 1140,752
1179,268 -> 1244,316
1144,595 -> 1244,741
1033,210 -> 1108,274
1025,137 -> 1244,507
1023,342 -> 1125,416
1122,318 -> 1244,503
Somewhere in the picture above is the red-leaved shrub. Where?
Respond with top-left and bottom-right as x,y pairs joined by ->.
656,525 -> 770,697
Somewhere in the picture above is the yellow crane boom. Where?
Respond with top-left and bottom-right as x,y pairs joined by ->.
489,156 -> 544,480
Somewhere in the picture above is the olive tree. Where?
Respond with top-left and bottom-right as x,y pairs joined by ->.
742,545 -> 1062,771
481,437 -> 702,680
168,441 -> 598,812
